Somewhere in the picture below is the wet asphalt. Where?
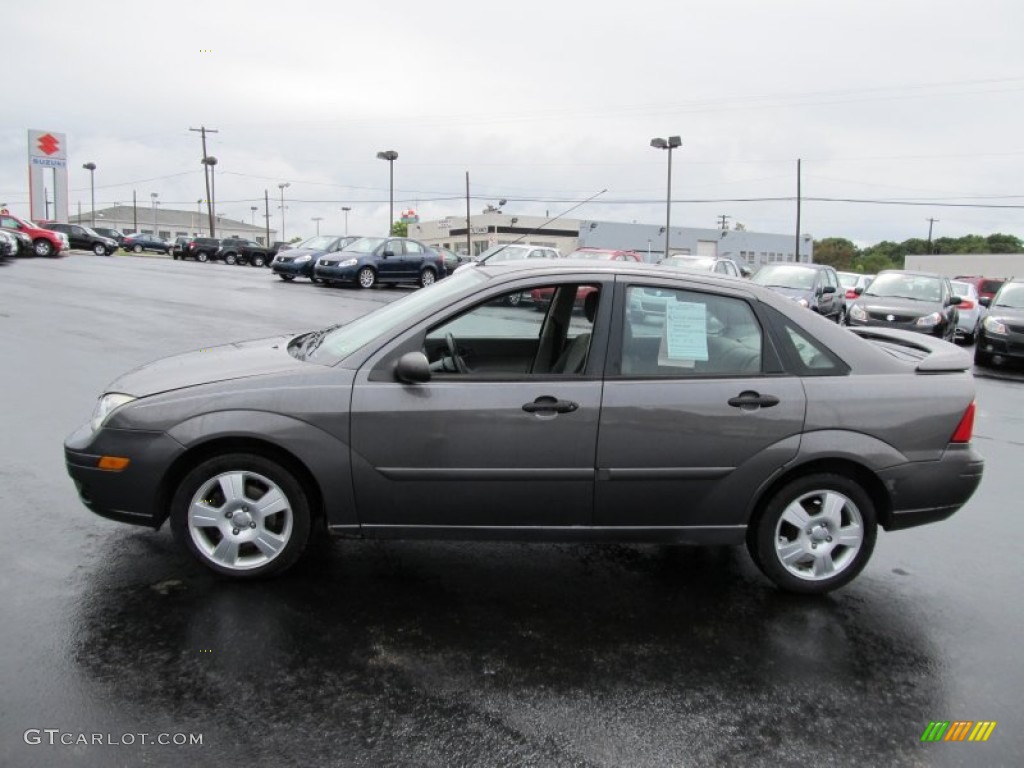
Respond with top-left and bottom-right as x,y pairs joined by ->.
0,253 -> 1021,767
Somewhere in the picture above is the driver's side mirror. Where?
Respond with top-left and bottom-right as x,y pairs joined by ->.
395,351 -> 431,384
821,285 -> 836,295
980,296 -> 991,308
853,286 -> 864,296
382,249 -> 394,258
947,295 -> 962,306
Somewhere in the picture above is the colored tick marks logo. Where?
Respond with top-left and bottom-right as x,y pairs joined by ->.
199,49 -> 213,53
199,649 -> 214,654
37,133 -> 60,156
921,721 -> 997,742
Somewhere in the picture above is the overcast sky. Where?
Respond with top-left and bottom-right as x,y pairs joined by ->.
4,0 -> 1023,246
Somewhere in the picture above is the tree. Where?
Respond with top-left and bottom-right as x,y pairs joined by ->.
390,221 -> 408,237
986,233 -> 1023,253
812,237 -> 858,270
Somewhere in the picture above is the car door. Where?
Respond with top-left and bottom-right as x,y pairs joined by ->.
817,268 -> 840,318
595,278 -> 806,533
376,238 -> 405,280
349,277 -> 611,529
403,239 -> 428,279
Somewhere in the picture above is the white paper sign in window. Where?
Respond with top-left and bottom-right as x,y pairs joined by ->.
658,301 -> 709,366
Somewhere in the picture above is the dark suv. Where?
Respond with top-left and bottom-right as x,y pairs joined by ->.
42,222 -> 118,256
185,237 -> 222,262
216,238 -> 274,267
92,227 -> 126,247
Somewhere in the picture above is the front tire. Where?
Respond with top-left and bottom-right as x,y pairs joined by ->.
278,274 -> 295,281
505,292 -> 523,307
974,345 -> 992,367
251,255 -> 266,267
34,239 -> 53,257
225,253 -> 238,266
749,473 -> 877,594
197,252 -> 208,263
357,266 -> 376,289
170,453 -> 311,579
93,243 -> 106,256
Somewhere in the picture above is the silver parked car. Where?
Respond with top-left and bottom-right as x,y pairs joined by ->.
65,261 -> 983,594
950,280 -> 982,344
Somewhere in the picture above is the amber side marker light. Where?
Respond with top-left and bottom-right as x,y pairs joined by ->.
97,456 -> 131,471
950,402 -> 976,443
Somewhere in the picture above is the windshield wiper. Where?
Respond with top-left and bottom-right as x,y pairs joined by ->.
301,323 -> 344,359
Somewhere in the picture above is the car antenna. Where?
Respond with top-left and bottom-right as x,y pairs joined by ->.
476,189 -> 608,264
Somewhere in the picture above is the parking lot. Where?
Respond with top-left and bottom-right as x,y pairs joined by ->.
1,252 -> 1022,767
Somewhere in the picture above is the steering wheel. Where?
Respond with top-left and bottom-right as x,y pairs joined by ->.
445,332 -> 469,374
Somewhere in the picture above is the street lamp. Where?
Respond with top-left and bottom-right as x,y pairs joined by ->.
650,135 -> 682,258
150,192 -> 159,236
82,162 -> 97,226
311,216 -> 323,235
278,182 -> 290,241
202,156 -> 218,236
376,150 -> 398,235
341,206 -> 351,236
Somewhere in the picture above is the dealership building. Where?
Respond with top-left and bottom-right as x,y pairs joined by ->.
411,212 -> 812,267
70,205 -> 276,243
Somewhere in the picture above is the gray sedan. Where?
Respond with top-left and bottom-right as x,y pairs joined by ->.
65,261 -> 983,594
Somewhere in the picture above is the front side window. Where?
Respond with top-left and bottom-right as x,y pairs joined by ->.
623,286 -> 762,376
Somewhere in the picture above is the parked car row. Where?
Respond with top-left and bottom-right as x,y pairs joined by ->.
274,236 -> 450,289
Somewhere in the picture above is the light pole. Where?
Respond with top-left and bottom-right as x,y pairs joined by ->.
278,182 -> 290,241
376,150 -> 398,235
650,135 -> 681,258
150,192 -> 159,236
250,206 -> 258,226
82,162 -> 97,226
196,199 -> 203,235
341,206 -> 351,236
311,216 -> 323,235
202,156 -> 218,236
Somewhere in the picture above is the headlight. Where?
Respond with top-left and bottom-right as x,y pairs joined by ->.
295,254 -> 312,263
983,315 -> 1008,335
849,304 -> 867,322
338,258 -> 358,267
89,393 -> 136,432
796,298 -> 809,308
915,312 -> 942,328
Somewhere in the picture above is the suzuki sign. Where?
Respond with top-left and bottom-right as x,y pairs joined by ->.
28,129 -> 69,222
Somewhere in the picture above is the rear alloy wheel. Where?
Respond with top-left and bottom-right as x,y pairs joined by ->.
419,268 -> 436,288
357,266 -> 376,289
278,274 -> 295,281
197,252 -> 208,263
750,473 -> 877,594
170,453 -> 311,578
225,253 -> 238,266
34,239 -> 53,257
251,255 -> 266,267
133,244 -> 143,253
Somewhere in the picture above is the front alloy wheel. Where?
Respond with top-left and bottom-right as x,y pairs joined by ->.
92,243 -> 106,256
251,255 -> 266,267
170,454 -> 311,578
225,253 -> 237,266
197,252 -> 208,263
357,266 -> 376,289
750,473 -> 876,594
34,239 -> 53,257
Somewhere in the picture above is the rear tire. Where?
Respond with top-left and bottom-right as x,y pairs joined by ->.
170,453 -> 311,579
749,473 -> 877,594
133,244 -> 143,253
251,255 -> 266,267
225,253 -> 238,266
197,252 -> 208,263
419,268 -> 437,288
279,274 -> 295,281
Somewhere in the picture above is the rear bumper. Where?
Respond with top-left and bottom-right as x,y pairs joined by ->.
879,444 -> 984,531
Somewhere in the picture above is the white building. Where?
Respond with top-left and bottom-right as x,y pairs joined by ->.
71,205 -> 277,244
904,253 -> 1023,278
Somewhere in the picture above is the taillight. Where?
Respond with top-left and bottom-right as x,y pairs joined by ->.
950,401 -> 976,443
958,300 -> 975,310
845,289 -> 858,299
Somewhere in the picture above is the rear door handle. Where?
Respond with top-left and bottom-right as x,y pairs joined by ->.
522,396 -> 579,414
727,391 -> 780,410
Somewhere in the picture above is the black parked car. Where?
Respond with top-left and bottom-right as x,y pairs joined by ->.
92,227 -> 126,247
184,237 -> 222,262
216,238 -> 274,267
122,233 -> 171,254
42,222 -> 118,256
0,226 -> 34,257
751,263 -> 845,322
845,270 -> 960,342
313,236 -> 447,288
271,235 -> 360,281
974,278 -> 1024,368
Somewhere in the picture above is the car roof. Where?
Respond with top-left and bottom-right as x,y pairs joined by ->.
876,269 -> 945,278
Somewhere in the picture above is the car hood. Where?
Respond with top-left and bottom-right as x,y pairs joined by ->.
277,248 -> 326,260
108,335 -> 308,397
760,285 -> 813,302
854,295 -> 940,315
985,305 -> 1024,322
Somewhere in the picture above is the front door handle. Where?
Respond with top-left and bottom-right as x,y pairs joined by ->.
727,391 -> 780,410
522,396 -> 579,414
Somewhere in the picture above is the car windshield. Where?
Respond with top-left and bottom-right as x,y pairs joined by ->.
82,226 -> 101,236
344,237 -> 386,254
566,250 -> 622,260
993,283 -> 1024,309
837,272 -> 860,288
863,273 -> 943,302
477,245 -> 532,262
663,256 -> 715,270
752,264 -> 816,290
303,267 -> 490,365
950,281 -> 973,296
294,235 -> 338,251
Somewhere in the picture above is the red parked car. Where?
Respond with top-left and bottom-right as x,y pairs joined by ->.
0,210 -> 67,257
955,275 -> 1006,304
530,248 -> 644,310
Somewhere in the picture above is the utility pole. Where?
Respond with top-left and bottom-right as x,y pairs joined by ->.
132,190 -> 138,232
311,216 -> 323,235
189,125 -> 219,237
465,171 -> 472,257
717,214 -> 731,230
795,158 -> 802,263
264,190 -> 271,244
926,218 -> 939,254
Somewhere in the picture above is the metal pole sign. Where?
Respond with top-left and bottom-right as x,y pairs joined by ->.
28,130 -> 69,222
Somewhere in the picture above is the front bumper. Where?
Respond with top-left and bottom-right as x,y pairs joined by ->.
314,263 -> 358,282
272,260 -> 314,277
879,443 -> 984,530
64,424 -> 186,529
975,327 -> 1024,362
